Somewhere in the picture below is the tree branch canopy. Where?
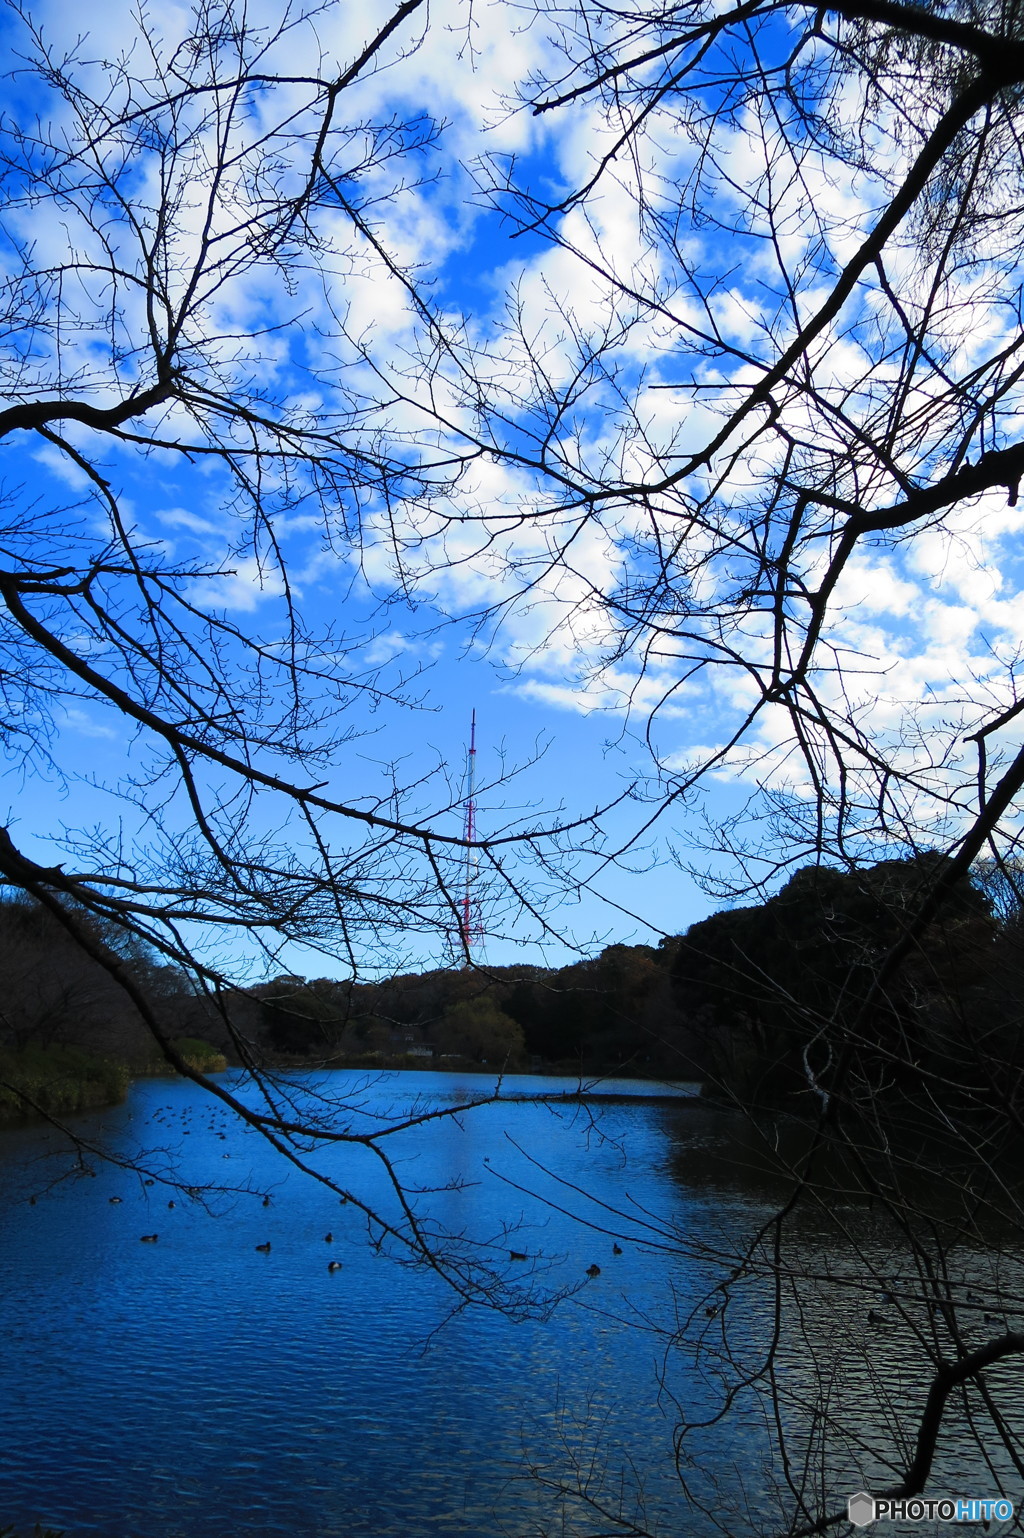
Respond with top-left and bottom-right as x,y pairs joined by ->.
4,0 -> 1024,1528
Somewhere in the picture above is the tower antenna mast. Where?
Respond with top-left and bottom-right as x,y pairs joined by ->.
460,710 -> 478,962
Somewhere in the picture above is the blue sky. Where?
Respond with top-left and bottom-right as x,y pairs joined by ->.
4,0 -> 1024,979
2,428 -> 717,972
0,0 -> 729,977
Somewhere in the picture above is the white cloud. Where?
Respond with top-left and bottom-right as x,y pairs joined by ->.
190,557 -> 286,613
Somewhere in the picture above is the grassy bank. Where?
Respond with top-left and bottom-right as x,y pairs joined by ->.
135,1038 -> 229,1076
0,1045 -> 129,1125
0,1036 -> 228,1128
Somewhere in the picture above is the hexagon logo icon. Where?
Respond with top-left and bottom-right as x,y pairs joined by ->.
847,1492 -> 875,1527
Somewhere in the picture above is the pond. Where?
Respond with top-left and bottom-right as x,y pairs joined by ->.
0,1070 -> 1018,1536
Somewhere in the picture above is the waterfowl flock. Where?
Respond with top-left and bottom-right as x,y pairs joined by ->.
77,1099 -> 356,1275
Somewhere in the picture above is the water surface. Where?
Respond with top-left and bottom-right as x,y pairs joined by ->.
0,1070 -> 1018,1536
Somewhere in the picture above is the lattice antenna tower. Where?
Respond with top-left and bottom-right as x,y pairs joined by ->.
459,710 -> 481,963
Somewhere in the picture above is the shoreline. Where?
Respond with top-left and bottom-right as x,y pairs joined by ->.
0,1049 -> 708,1129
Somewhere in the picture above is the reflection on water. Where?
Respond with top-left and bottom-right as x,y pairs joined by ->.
658,1103 -> 1024,1534
0,1071 -> 1019,1536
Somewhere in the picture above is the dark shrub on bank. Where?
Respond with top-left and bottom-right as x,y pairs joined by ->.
169,1037 -> 228,1072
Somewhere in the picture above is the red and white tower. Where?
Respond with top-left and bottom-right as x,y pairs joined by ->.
459,710 -> 480,962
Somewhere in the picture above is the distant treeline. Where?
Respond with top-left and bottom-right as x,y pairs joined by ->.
240,851 -> 1024,1102
0,892 -> 702,1089
259,939 -> 696,1074
2,850 -> 1021,1109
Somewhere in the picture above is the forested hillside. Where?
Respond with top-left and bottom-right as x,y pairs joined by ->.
4,851 -> 1021,1106
672,853 -> 1023,1111
263,852 -> 1024,1104
0,895 -> 239,1119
